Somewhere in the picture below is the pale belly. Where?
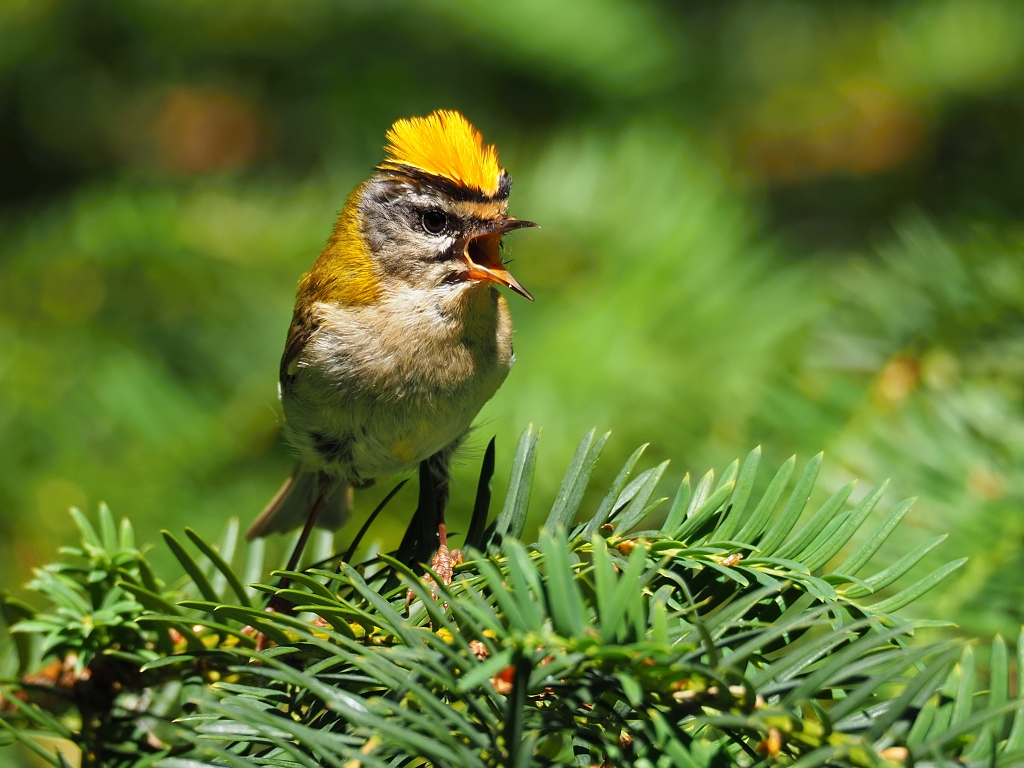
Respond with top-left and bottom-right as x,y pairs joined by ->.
280,286 -> 513,481
284,361 -> 508,480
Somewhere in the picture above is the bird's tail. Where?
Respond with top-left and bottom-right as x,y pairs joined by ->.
246,466 -> 352,540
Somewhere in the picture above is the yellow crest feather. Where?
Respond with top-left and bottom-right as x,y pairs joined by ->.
381,110 -> 503,196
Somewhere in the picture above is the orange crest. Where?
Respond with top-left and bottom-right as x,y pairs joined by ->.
381,110 -> 504,197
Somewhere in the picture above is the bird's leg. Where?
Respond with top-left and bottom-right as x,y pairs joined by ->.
408,449 -> 463,611
268,480 -> 329,614
425,449 -> 452,550
284,491 -> 326,574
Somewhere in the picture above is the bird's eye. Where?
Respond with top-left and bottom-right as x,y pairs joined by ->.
421,209 -> 447,235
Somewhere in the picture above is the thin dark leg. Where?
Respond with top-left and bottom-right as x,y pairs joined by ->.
395,444 -> 460,593
428,446 -> 466,578
403,448 -> 461,610
425,449 -> 452,548
285,491 -> 325,574
268,486 -> 327,613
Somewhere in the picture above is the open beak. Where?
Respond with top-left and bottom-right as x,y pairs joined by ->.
463,218 -> 537,301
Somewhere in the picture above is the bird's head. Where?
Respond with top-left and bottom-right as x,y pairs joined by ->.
315,111 -> 536,306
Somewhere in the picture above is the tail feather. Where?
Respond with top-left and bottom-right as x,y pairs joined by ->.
247,467 -> 352,540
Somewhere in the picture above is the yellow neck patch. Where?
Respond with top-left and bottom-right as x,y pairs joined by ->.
303,183 -> 381,307
381,110 -> 503,197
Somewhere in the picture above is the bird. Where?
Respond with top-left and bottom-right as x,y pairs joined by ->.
247,109 -> 536,556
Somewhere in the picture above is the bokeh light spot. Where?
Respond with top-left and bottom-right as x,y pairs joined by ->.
967,461 -> 1007,500
155,88 -> 262,175
876,356 -> 919,404
745,83 -> 925,183
884,0 -> 1024,93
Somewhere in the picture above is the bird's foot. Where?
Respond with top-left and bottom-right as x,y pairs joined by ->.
406,543 -> 464,611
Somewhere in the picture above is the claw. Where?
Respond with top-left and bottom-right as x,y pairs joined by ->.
406,544 -> 464,613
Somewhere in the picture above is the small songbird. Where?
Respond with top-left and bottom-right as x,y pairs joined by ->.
247,110 -> 535,545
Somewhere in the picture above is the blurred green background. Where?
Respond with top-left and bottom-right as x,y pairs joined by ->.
3,0 -> 1024,652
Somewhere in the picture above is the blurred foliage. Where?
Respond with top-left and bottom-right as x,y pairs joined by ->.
5,439 -> 1024,767
5,2 -> 1024,730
